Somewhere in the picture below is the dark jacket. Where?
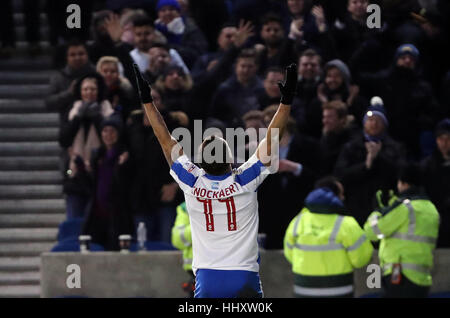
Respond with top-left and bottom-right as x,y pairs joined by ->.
45,63 -> 96,118
354,66 -> 441,159
421,150 -> 450,247
258,132 -> 321,249
126,111 -> 183,215
334,133 -> 405,225
319,127 -> 357,176
155,17 -> 208,69
302,84 -> 367,138
210,75 -> 264,127
82,144 -> 135,251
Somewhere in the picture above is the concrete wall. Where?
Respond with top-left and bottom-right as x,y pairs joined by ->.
40,249 -> 450,298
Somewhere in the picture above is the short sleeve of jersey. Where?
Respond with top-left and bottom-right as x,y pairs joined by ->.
170,155 -> 201,192
234,153 -> 269,192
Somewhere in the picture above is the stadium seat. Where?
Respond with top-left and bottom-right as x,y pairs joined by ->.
51,237 -> 105,252
57,218 -> 84,242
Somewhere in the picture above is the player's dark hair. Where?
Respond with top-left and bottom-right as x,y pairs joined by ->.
199,135 -> 232,176
314,176 -> 342,197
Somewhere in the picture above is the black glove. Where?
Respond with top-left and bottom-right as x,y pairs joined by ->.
84,102 -> 101,120
133,63 -> 153,104
278,63 -> 298,105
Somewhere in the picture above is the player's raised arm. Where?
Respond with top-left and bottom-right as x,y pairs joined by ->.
256,63 -> 297,166
133,64 -> 182,166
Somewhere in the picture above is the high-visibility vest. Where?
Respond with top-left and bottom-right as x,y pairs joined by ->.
364,195 -> 440,286
284,208 -> 373,297
171,202 -> 193,272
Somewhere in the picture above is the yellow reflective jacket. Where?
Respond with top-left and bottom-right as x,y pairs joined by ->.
284,188 -> 373,297
364,187 -> 440,286
171,202 -> 193,271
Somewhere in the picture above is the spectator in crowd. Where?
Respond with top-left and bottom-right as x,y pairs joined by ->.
88,10 -> 120,65
284,176 -> 373,298
191,22 -> 239,80
287,3 -> 337,61
257,105 -> 320,249
353,43 -> 440,160
186,20 -> 255,121
145,43 -> 189,84
128,15 -> 188,75
209,49 -> 263,127
303,59 -> 367,138
319,101 -> 357,176
258,67 -> 284,109
410,7 -> 450,95
45,41 -> 96,120
241,110 -> 266,163
154,0 -> 209,68
334,104 -> 405,225
254,13 -> 297,75
126,92 -> 186,243
82,116 -> 135,251
96,56 -> 139,121
331,0 -> 380,63
291,48 -> 321,130
59,74 -> 114,219
154,65 -> 193,114
422,118 -> 450,247
364,163 -> 440,298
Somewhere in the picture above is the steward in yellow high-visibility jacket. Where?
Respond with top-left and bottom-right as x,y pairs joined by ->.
284,177 -> 374,298
171,202 -> 195,296
364,164 -> 440,298
171,202 -> 193,272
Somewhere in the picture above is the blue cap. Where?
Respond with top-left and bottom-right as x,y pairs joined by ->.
156,0 -> 181,12
395,44 -> 420,61
363,105 -> 388,127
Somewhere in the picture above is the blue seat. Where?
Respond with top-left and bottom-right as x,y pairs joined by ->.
57,218 -> 84,242
429,291 -> 450,298
51,237 -> 105,252
129,241 -> 177,251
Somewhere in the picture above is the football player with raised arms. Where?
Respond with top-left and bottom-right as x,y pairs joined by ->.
133,62 -> 297,298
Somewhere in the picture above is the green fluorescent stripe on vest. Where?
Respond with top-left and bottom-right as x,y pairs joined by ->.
286,242 -> 294,249
383,263 -> 431,274
295,243 -> 344,251
390,233 -> 436,244
347,234 -> 367,251
294,284 -> 353,297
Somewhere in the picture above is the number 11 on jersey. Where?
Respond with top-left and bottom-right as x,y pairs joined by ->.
197,197 -> 237,232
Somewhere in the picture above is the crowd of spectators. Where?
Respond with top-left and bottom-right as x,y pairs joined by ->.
33,0 -> 450,250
